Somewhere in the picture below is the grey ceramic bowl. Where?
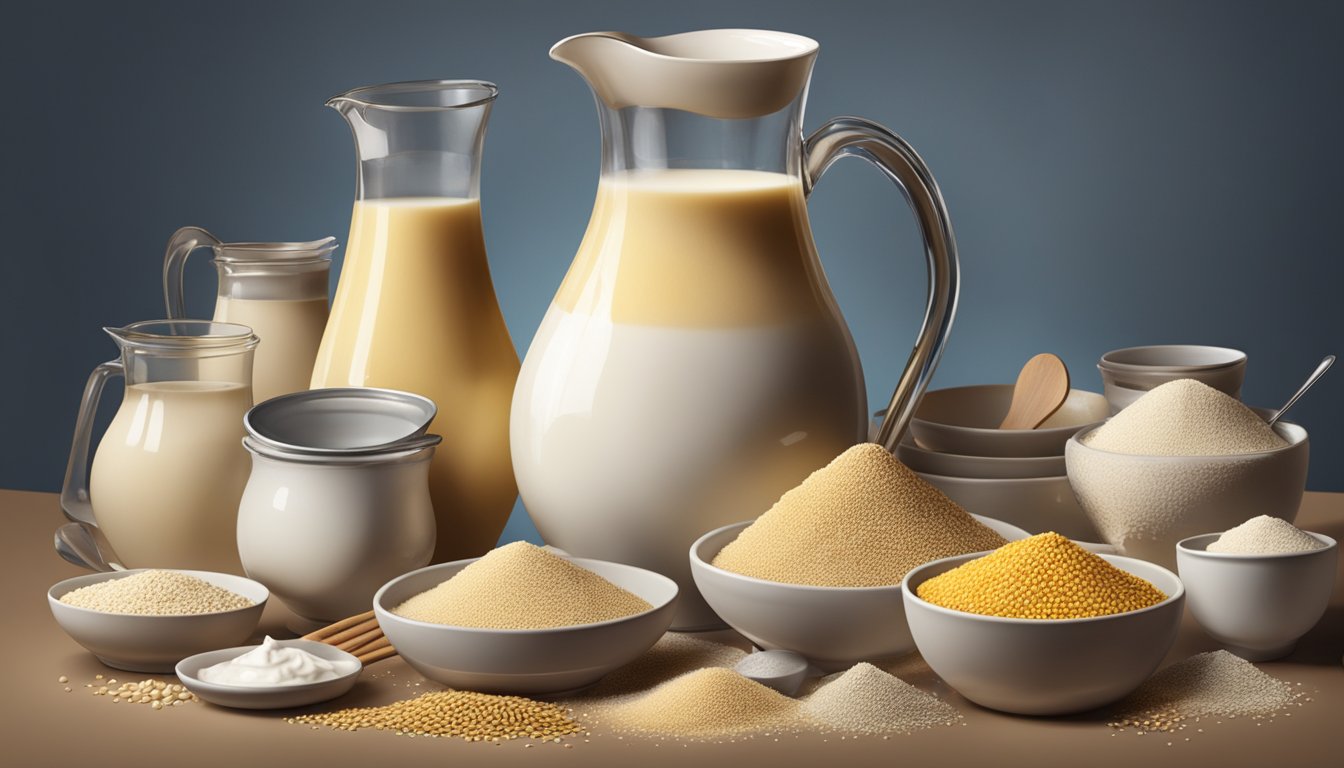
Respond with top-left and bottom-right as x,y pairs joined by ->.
1177,532 -> 1337,661
910,385 -> 1109,458
689,515 -> 1030,672
896,439 -> 1066,480
176,639 -> 362,709
902,551 -> 1184,715
1098,345 -> 1246,412
48,569 -> 268,673
373,556 -> 678,696
1066,422 -> 1309,569
245,387 -> 436,455
917,471 -> 1102,542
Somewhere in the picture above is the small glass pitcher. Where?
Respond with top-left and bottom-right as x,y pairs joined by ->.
163,227 -> 336,403
61,320 -> 259,574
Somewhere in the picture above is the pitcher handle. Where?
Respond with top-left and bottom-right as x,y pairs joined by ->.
60,360 -> 123,526
803,117 -> 960,452
162,226 -> 222,318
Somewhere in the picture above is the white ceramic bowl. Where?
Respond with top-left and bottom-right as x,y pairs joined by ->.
1066,422 -> 1309,569
897,440 -> 1065,479
902,552 -> 1184,715
48,569 -> 268,673
245,387 -> 436,455
1176,532 -> 1337,661
176,640 -> 362,709
1100,344 -> 1246,372
917,472 -> 1102,542
910,385 -> 1109,458
373,556 -> 678,695
688,515 -> 1030,672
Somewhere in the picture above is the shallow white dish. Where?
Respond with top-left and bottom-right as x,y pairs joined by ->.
373,556 -> 678,695
902,551 -> 1184,715
1176,532 -> 1337,661
48,569 -> 268,673
1066,421 -> 1309,569
689,515 -> 1030,672
176,639 -> 362,709
897,439 -> 1065,479
910,385 -> 1109,458
917,471 -> 1102,542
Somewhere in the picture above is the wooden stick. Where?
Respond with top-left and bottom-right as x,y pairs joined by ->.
336,626 -> 385,652
301,611 -> 375,642
357,645 -> 398,665
349,636 -> 391,656
316,618 -> 381,648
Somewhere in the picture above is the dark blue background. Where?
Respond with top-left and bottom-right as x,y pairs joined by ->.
5,1 -> 1341,544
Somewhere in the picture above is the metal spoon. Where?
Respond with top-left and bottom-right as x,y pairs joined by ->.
1266,355 -> 1334,427
54,522 -> 123,573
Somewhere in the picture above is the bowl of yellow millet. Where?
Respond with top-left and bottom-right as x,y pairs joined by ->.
901,532 -> 1184,716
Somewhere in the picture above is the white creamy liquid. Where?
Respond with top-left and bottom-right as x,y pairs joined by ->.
215,296 -> 327,403
511,306 -> 862,627
89,381 -> 252,574
198,636 -> 359,687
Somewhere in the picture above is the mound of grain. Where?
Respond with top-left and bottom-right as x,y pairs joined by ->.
391,542 -> 651,629
802,663 -> 960,734
293,689 -> 581,742
598,667 -> 801,738
916,532 -> 1166,619
576,632 -> 746,699
1110,650 -> 1299,733
712,443 -> 1007,587
1208,515 -> 1325,554
1083,379 -> 1286,456
58,570 -> 253,615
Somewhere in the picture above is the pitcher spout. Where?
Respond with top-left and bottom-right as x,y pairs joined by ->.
551,29 -> 819,119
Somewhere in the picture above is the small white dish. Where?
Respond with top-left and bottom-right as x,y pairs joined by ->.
689,515 -> 1030,671
902,551 -> 1184,716
176,640 -> 362,709
48,569 -> 268,673
1176,532 -> 1338,661
373,556 -> 678,696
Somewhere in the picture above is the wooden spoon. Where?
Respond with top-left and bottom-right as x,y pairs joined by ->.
999,353 -> 1071,429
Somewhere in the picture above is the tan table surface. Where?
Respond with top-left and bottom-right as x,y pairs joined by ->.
3,488 -> 1341,767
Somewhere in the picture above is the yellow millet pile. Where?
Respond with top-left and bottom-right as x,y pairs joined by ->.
916,533 -> 1166,619
292,689 -> 582,742
58,570 -> 253,615
391,542 -> 651,629
594,667 -> 801,738
712,443 -> 1007,587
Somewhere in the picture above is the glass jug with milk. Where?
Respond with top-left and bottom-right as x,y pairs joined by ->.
61,321 -> 259,574
512,30 -> 960,628
162,227 -> 336,403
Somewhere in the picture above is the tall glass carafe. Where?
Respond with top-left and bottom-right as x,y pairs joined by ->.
162,227 -> 336,403
512,30 -> 960,628
62,321 -> 258,573
313,80 -> 520,563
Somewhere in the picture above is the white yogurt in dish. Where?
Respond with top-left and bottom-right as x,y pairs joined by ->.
197,636 -> 360,687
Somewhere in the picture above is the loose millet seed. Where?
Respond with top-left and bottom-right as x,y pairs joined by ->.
1083,380 -> 1287,456
712,444 -> 1007,587
391,542 -> 650,629
57,675 -> 69,684
293,689 -> 582,742
916,532 -> 1167,619
1110,651 -> 1300,734
58,570 -> 253,615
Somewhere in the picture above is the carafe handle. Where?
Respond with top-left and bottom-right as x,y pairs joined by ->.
803,117 -> 960,452
162,226 -> 222,318
59,361 -> 123,526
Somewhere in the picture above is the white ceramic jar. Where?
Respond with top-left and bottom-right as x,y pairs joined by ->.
237,435 -> 437,627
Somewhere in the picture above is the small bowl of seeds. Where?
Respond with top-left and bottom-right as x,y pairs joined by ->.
48,569 -> 268,673
902,533 -> 1184,716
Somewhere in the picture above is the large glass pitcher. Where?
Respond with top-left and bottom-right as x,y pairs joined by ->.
61,321 -> 258,574
162,227 -> 336,403
511,30 -> 959,628
312,80 -> 520,563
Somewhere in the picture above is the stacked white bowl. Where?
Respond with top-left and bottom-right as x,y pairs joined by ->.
877,384 -> 1110,542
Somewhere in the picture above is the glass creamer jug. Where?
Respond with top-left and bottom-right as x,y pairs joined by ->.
312,80 -> 520,563
162,227 -> 336,403
511,30 -> 960,628
61,321 -> 259,574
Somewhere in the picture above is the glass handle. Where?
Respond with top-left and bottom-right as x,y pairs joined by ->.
803,117 -> 960,452
60,361 -> 123,526
162,226 -> 222,318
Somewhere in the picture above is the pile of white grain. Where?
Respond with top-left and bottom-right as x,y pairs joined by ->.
1208,515 -> 1325,554
1110,650 -> 1300,733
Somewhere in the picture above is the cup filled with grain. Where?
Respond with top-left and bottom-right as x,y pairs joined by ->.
372,542 -> 677,695
902,532 -> 1184,715
690,443 -> 1029,671
1177,516 -> 1338,661
48,568 -> 268,673
1066,379 -> 1309,568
